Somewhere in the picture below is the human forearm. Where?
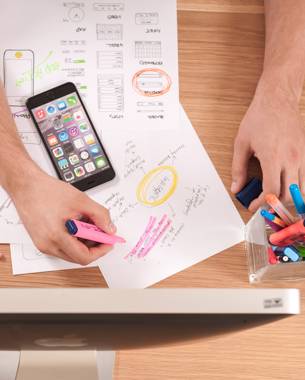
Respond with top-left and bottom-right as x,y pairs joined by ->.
0,83 -> 41,195
0,83 -> 115,265
261,0 -> 305,101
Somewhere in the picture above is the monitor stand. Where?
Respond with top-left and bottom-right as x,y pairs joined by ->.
16,350 -> 116,380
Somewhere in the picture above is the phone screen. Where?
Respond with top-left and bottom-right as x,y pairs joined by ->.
31,92 -> 112,185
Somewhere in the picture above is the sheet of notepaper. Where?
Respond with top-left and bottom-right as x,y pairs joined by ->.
0,0 -> 178,129
10,107 -> 245,284
96,107 -> 245,287
0,0 -> 179,242
10,243 -> 97,275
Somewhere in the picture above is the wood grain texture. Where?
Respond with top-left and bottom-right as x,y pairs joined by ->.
177,0 -> 264,14
2,1 -> 305,379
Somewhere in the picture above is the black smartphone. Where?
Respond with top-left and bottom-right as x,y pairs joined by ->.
26,82 -> 115,191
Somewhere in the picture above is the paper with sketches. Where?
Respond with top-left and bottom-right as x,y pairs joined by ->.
0,0 -> 179,241
0,0 -> 178,129
10,243 -> 97,275
95,107 -> 245,287
9,107 -> 244,283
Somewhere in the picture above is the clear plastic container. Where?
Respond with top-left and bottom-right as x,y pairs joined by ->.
245,206 -> 305,283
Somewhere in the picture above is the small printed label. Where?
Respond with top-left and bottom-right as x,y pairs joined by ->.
264,298 -> 283,309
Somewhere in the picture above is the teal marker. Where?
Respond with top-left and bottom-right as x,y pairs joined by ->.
289,184 -> 305,217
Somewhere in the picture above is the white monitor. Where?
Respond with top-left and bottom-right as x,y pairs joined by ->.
0,288 -> 300,380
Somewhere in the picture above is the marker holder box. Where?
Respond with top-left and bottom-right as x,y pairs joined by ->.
245,205 -> 305,283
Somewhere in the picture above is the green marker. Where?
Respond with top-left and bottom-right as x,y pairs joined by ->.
295,246 -> 305,258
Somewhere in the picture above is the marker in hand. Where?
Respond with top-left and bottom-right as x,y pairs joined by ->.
65,219 -> 126,245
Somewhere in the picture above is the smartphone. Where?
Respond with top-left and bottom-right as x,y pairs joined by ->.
3,49 -> 34,107
26,82 -> 116,191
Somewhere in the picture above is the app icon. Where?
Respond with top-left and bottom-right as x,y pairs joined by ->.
69,154 -> 80,165
46,105 -> 56,115
58,131 -> 69,142
63,142 -> 74,155
47,134 -> 58,146
73,138 -> 85,149
57,100 -> 67,111
90,145 -> 100,156
35,109 -> 46,120
58,158 -> 69,170
52,147 -> 64,158
85,161 -> 96,173
62,113 -> 74,126
79,122 -> 89,133
84,134 -> 95,145
74,166 -> 85,177
73,110 -> 84,122
80,150 -> 90,160
52,116 -> 63,130
95,156 -> 107,169
64,171 -> 75,182
67,95 -> 77,106
68,126 -> 79,137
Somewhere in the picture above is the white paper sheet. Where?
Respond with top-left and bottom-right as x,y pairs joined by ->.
0,0 -> 179,242
10,243 -> 97,275
96,107 -> 245,287
0,0 -> 179,129
10,107 -> 244,282
0,0 -> 245,283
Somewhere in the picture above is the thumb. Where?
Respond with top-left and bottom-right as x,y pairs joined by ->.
82,199 -> 117,235
231,138 -> 251,194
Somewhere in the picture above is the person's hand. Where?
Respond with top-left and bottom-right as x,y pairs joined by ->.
231,79 -> 305,212
9,165 -> 116,265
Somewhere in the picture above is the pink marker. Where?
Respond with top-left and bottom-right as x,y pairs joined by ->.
65,219 -> 126,245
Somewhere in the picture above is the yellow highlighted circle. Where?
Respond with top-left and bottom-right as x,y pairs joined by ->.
137,166 -> 178,207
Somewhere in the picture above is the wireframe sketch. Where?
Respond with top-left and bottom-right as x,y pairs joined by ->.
3,49 -> 34,107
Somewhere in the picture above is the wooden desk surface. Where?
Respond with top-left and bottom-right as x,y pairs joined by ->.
1,1 -> 305,379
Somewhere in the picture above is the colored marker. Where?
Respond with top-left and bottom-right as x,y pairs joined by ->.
260,209 -> 286,228
271,245 -> 300,262
289,184 -> 305,218
65,219 -> 126,245
265,194 -> 295,225
295,245 -> 305,258
269,219 -> 305,247
267,247 -> 278,264
262,216 -> 283,231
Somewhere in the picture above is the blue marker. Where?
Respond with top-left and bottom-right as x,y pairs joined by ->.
289,184 -> 305,217
260,209 -> 286,228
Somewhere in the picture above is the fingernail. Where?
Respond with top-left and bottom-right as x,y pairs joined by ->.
108,222 -> 117,234
231,181 -> 238,193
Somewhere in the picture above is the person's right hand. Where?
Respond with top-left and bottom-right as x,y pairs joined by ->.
231,77 -> 305,212
9,164 -> 116,266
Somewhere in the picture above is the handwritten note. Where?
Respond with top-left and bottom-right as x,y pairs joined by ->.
93,107 -> 245,288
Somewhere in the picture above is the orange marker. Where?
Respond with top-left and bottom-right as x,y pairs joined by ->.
265,194 -> 295,225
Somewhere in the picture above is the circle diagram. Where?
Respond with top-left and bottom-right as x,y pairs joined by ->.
137,166 -> 178,207
68,7 -> 85,22
132,68 -> 172,97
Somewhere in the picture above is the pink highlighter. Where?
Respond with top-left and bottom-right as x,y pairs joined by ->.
65,219 -> 126,245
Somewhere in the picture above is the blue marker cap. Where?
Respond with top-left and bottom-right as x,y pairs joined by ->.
235,178 -> 262,209
283,246 -> 301,262
289,184 -> 305,215
65,220 -> 78,235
